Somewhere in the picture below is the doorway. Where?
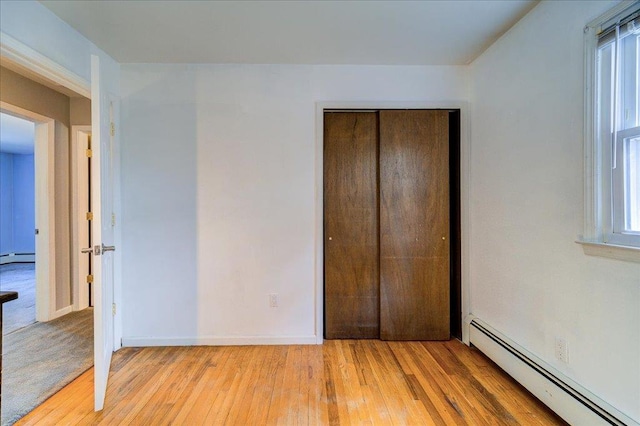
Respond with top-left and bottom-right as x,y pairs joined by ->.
0,63 -> 95,423
2,33 -> 119,414
0,112 -> 36,332
322,109 -> 462,341
0,101 -> 57,322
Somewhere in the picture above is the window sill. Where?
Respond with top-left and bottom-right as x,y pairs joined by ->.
576,240 -> 640,263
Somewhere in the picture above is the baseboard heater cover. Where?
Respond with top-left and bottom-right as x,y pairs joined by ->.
468,317 -> 637,426
0,253 -> 35,264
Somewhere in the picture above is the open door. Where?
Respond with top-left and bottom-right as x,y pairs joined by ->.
90,54 -> 115,411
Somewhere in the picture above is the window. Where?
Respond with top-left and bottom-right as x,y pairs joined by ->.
582,2 -> 640,260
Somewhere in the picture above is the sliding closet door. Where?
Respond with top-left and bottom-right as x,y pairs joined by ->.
324,112 -> 379,339
379,110 -> 450,340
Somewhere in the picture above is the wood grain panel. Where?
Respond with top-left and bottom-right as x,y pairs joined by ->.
324,112 -> 379,339
379,110 -> 450,340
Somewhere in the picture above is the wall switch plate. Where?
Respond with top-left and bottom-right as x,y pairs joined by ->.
269,293 -> 278,308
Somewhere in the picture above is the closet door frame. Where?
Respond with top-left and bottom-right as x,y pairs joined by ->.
314,102 -> 470,344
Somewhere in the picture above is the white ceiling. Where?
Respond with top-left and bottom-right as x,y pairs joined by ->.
0,113 -> 35,155
40,0 -> 538,65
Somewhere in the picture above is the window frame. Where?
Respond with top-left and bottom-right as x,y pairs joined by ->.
580,1 -> 640,262
610,126 -> 640,244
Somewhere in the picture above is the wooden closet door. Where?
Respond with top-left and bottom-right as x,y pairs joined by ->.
324,112 -> 379,339
379,110 -> 450,340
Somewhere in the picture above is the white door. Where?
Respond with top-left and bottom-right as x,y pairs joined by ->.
90,54 -> 115,411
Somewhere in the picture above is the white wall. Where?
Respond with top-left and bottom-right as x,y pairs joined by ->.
469,0 -> 640,422
120,64 -> 468,344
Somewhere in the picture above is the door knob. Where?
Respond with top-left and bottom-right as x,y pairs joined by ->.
102,244 -> 116,252
82,245 -> 103,255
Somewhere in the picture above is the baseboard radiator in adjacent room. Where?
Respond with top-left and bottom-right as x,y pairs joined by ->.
468,317 -> 638,426
0,253 -> 35,265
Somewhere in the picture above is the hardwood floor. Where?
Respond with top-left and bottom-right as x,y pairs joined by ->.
17,340 -> 566,425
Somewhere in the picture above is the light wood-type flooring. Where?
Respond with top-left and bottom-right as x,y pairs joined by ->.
17,340 -> 566,425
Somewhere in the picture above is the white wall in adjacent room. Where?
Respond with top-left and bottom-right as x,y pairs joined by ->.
469,0 -> 640,421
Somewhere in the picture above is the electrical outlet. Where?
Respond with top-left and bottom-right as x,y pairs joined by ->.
555,338 -> 569,363
269,293 -> 278,308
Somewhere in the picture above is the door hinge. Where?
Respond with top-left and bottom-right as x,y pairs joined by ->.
86,212 -> 93,221
86,274 -> 93,283
110,122 -> 115,137
86,148 -> 92,158
111,213 -> 116,227
112,303 -> 116,316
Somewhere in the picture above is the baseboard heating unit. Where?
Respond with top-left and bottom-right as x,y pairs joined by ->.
468,316 -> 638,426
0,252 -> 35,264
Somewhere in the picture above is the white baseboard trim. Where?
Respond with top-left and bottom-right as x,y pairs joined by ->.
122,335 -> 319,347
49,305 -> 73,321
468,315 -> 638,426
0,253 -> 35,264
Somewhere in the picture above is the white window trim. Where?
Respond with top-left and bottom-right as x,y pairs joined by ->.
578,1 -> 640,263
609,126 -> 640,244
